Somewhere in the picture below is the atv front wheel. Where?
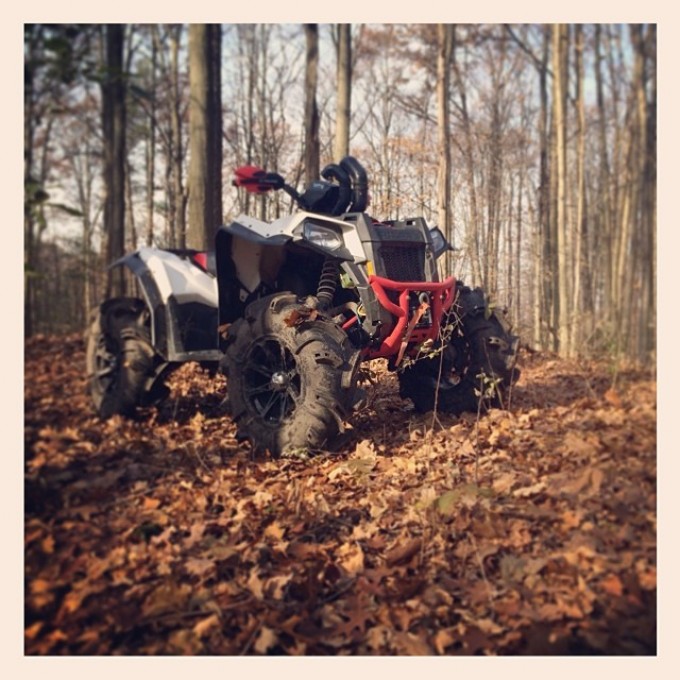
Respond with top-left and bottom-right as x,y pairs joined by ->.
222,293 -> 361,456
398,285 -> 519,414
85,298 -> 156,418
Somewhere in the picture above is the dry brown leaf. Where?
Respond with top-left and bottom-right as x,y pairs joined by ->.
604,388 -> 623,407
512,481 -> 546,498
141,582 -> 192,618
254,626 -> 279,654
247,570 -> 266,600
385,537 -> 422,567
433,628 -> 457,654
600,573 -> 624,597
30,579 -> 52,595
337,542 -> 365,576
393,631 -> 433,655
193,613 -> 221,638
492,472 -> 517,494
143,497 -> 161,510
185,557 -> 215,577
264,521 -> 285,541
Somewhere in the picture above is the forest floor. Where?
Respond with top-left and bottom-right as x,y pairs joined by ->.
24,334 -> 657,656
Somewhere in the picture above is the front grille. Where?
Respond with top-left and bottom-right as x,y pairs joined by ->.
379,243 -> 426,282
370,223 -> 428,282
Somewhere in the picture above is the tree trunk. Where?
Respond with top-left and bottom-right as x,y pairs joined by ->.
451,26 -> 482,287
303,24 -> 320,183
334,24 -> 352,161
552,24 -> 570,355
125,158 -> 137,249
146,26 -> 157,247
436,24 -> 453,276
573,24 -> 591,349
187,23 -> 222,251
101,24 -> 127,299
170,25 -> 185,249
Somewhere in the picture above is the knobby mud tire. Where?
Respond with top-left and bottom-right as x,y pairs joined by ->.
85,298 -> 156,419
222,293 -> 361,456
398,285 -> 520,415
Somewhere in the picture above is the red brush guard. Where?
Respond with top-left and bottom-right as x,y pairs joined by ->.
364,275 -> 456,361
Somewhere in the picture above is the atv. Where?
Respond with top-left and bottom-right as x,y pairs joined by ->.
85,156 -> 519,455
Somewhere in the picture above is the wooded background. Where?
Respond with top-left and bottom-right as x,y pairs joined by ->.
23,23 -> 656,364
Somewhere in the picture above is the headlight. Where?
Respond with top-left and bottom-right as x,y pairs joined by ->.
302,222 -> 344,250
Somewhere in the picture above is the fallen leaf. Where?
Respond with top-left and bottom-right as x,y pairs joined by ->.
433,628 -> 456,654
337,542 -> 365,576
512,481 -> 546,498
600,573 -> 624,597
254,626 -> 279,654
393,631 -> 432,655
385,537 -> 422,567
193,614 -> 221,638
185,557 -> 215,577
604,388 -> 623,407
247,570 -> 266,599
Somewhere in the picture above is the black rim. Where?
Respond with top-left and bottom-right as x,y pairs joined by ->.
243,337 -> 301,425
93,333 -> 119,395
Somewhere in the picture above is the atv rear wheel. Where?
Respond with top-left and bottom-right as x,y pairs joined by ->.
85,298 -> 156,418
222,293 -> 361,456
398,285 -> 519,415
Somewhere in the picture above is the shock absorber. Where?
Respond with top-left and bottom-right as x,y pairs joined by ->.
317,257 -> 339,309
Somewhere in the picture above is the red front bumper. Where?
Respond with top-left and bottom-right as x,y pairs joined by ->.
365,275 -> 456,361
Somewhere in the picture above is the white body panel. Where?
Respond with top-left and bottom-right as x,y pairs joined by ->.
233,210 -> 367,263
137,247 -> 218,308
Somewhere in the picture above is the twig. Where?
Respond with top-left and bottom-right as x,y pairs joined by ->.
239,620 -> 263,655
181,442 -> 212,474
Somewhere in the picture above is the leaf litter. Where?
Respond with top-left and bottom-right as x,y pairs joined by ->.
25,335 -> 656,655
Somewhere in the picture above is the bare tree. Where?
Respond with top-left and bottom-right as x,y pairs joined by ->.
334,24 -> 352,161
101,24 -> 127,298
552,23 -> 571,355
303,24 -> 320,183
187,23 -> 223,250
436,24 -> 453,273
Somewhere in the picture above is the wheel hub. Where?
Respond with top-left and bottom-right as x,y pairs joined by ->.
243,338 -> 301,424
270,371 -> 290,391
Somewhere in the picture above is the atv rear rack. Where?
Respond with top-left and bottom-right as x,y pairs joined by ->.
365,275 -> 456,361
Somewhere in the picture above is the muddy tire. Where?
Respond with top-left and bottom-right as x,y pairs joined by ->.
398,284 -> 519,414
222,293 -> 361,456
85,298 -> 156,418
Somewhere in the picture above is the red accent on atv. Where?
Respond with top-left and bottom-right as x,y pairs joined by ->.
365,275 -> 456,361
192,252 -> 208,270
233,166 -> 279,193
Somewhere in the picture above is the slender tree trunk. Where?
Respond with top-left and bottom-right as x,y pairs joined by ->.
594,25 -> 613,332
644,24 -> 657,361
552,24 -> 570,355
537,25 -> 553,350
24,25 -> 40,337
125,158 -> 137,249
187,23 -> 222,250
334,24 -> 352,161
171,25 -> 186,248
102,24 -> 127,299
451,26 -> 482,286
257,26 -> 270,221
146,27 -> 157,246
572,24 -> 588,350
303,24 -> 320,183
436,24 -> 453,276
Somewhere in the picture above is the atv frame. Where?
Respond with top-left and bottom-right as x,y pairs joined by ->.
86,156 -> 519,454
